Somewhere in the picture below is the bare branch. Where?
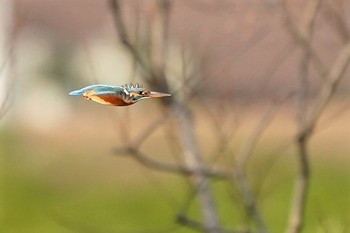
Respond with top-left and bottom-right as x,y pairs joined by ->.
176,214 -> 248,233
46,209 -> 109,233
324,0 -> 350,43
281,0 -> 327,78
153,0 -> 172,73
236,104 -> 280,170
176,214 -> 206,232
307,39 -> 350,130
109,0 -> 150,74
0,47 -> 15,119
114,147 -> 232,180
173,100 -> 222,233
233,95 -> 294,233
285,133 -> 310,233
283,1 -> 322,233
131,111 -> 172,148
283,1 -> 350,233
109,1 -> 224,231
231,108 -> 277,232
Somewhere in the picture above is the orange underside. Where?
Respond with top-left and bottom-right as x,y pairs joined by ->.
90,95 -> 133,106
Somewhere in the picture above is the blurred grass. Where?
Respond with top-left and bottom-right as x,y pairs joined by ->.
0,105 -> 349,233
0,153 -> 348,233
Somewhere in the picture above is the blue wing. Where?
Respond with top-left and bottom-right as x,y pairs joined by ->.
69,85 -> 122,96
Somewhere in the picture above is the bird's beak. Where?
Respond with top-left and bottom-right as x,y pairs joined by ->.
148,91 -> 171,98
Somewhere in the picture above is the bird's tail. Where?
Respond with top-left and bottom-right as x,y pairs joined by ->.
69,89 -> 85,95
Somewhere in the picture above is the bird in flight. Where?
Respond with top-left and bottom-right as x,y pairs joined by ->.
69,83 -> 171,106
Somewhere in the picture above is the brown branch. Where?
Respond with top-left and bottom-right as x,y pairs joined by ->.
0,47 -> 15,119
176,214 -> 206,232
281,0 -> 327,79
110,0 -> 172,103
173,100 -> 222,233
283,1 -> 322,233
131,111 -> 171,148
114,147 -> 232,180
233,94 -> 294,233
286,135 -> 310,233
176,214 -> 248,233
307,39 -> 350,130
153,0 -> 171,73
110,1 -> 221,232
296,31 -> 350,140
233,171 -> 265,233
109,0 -> 151,74
232,106 -> 279,233
236,104 -> 280,170
283,2 -> 350,233
46,209 -> 109,233
0,27 -> 16,118
324,0 -> 349,43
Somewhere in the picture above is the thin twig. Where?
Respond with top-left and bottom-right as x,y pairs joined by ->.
281,0 -> 327,79
324,0 -> 349,43
109,0 -> 151,75
236,104 -> 280,170
131,111 -> 172,148
176,214 -> 248,233
307,39 -> 350,130
172,100 -> 222,233
284,0 -> 321,232
233,98 -> 292,233
233,120 -> 273,233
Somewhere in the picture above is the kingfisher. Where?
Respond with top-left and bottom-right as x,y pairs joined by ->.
69,83 -> 171,106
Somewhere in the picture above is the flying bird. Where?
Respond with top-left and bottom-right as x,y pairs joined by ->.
69,83 -> 171,106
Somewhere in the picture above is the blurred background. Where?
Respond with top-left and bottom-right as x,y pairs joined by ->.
0,0 -> 349,232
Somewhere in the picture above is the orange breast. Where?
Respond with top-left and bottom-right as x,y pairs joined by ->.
90,94 -> 133,106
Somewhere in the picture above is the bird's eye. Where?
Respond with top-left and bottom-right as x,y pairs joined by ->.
140,91 -> 149,95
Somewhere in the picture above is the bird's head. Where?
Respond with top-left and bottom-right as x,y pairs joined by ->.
123,84 -> 171,103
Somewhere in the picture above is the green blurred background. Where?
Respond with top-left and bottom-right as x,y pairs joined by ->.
0,1 -> 349,232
